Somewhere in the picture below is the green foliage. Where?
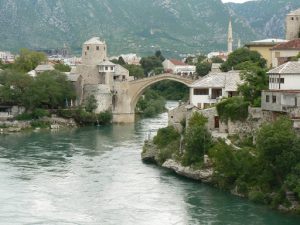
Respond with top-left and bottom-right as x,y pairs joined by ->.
54,63 -> 71,72
140,51 -> 164,75
123,64 -> 145,79
248,190 -> 266,204
158,139 -> 180,165
57,108 -> 112,125
221,48 -> 266,72
216,97 -> 249,123
238,68 -> 268,107
196,61 -> 211,77
211,56 -> 224,64
182,112 -> 212,166
85,95 -> 97,113
153,126 -> 180,149
256,117 -> 300,182
285,164 -> 300,199
14,49 -> 47,72
97,111 -> 113,124
31,108 -> 50,119
30,120 -> 50,128
149,80 -> 189,101
136,89 -> 166,118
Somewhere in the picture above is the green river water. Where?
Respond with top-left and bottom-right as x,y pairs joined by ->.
0,102 -> 299,225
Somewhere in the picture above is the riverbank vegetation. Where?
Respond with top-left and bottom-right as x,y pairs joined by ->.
148,113 -> 300,214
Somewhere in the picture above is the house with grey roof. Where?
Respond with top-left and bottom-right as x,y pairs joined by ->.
190,70 -> 242,109
35,64 -> 55,74
262,60 -> 300,116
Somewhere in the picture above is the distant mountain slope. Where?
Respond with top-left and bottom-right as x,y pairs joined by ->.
0,0 -> 257,56
1,0 -> 299,56
226,0 -> 300,39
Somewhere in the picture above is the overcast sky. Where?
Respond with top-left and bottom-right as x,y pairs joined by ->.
222,0 -> 254,3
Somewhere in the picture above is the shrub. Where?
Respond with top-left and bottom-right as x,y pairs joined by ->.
248,190 -> 266,204
157,140 -> 180,164
216,96 -> 249,122
97,111 -> 112,124
31,108 -> 50,119
16,112 -> 34,121
30,120 -> 50,128
153,126 -> 180,149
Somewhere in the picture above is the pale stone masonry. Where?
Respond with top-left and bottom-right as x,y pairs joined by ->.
286,9 -> 300,40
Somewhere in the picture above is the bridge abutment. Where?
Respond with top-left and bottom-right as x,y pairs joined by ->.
113,113 -> 135,123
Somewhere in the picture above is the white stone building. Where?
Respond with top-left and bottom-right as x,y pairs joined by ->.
190,70 -> 242,109
271,39 -> 300,67
162,59 -> 196,76
262,60 -> 300,116
0,51 -> 15,63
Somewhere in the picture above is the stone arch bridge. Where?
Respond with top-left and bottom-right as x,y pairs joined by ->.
112,73 -> 194,123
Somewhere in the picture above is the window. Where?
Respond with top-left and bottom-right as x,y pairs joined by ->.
266,95 -> 270,103
96,46 -> 100,50
85,51 -> 87,56
194,89 -> 209,95
105,66 -> 108,70
291,17 -> 294,20
280,78 -> 284,84
87,46 -> 90,50
272,96 -> 277,103
212,89 -> 222,99
110,66 -> 114,70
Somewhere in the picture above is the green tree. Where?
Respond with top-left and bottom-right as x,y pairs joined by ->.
238,67 -> 268,107
24,71 -> 75,109
54,63 -> 71,72
182,112 -> 212,166
85,95 -> 98,112
155,50 -> 165,62
123,64 -> 145,79
154,126 -> 180,149
196,61 -> 211,77
216,97 -> 250,122
256,117 -> 300,184
14,49 -> 47,72
221,48 -> 266,72
211,56 -> 224,63
0,70 -> 33,105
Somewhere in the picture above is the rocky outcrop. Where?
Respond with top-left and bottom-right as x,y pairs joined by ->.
141,140 -> 159,164
162,159 -> 213,183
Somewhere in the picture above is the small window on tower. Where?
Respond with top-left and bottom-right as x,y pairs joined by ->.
96,46 -> 99,51
87,46 -> 90,50
291,17 -> 294,20
85,51 -> 87,56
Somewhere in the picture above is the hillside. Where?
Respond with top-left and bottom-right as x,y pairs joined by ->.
0,0 -> 256,56
1,0 -> 300,56
226,0 -> 300,39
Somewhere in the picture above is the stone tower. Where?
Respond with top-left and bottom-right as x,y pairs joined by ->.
81,37 -> 107,65
286,9 -> 300,40
228,19 -> 233,53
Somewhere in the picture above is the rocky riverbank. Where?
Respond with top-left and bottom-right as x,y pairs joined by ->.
0,116 -> 77,134
141,140 -> 214,183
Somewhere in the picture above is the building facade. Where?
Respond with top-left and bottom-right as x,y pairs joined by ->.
245,39 -> 288,68
74,37 -> 131,113
162,59 -> 196,76
262,60 -> 300,117
190,70 -> 242,109
271,39 -> 300,67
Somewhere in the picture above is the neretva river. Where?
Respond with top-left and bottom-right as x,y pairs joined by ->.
0,102 -> 299,225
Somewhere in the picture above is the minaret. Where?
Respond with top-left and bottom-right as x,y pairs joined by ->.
228,19 -> 233,53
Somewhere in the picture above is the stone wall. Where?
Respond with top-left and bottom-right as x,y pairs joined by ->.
83,84 -> 112,113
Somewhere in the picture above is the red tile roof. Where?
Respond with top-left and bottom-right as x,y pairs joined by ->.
169,59 -> 187,66
272,39 -> 300,50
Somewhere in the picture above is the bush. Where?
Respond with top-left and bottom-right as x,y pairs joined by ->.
157,140 -> 180,164
153,126 -> 180,149
16,112 -> 34,121
31,108 -> 50,119
216,97 -> 249,122
248,190 -> 266,204
30,120 -> 50,128
97,111 -> 112,124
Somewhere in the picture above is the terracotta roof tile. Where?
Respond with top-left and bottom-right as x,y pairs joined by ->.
272,39 -> 300,50
169,59 -> 187,66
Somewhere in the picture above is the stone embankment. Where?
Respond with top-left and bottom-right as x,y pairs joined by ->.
0,116 -> 77,134
141,140 -> 213,183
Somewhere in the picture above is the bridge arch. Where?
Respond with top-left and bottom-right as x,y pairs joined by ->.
129,73 -> 193,113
